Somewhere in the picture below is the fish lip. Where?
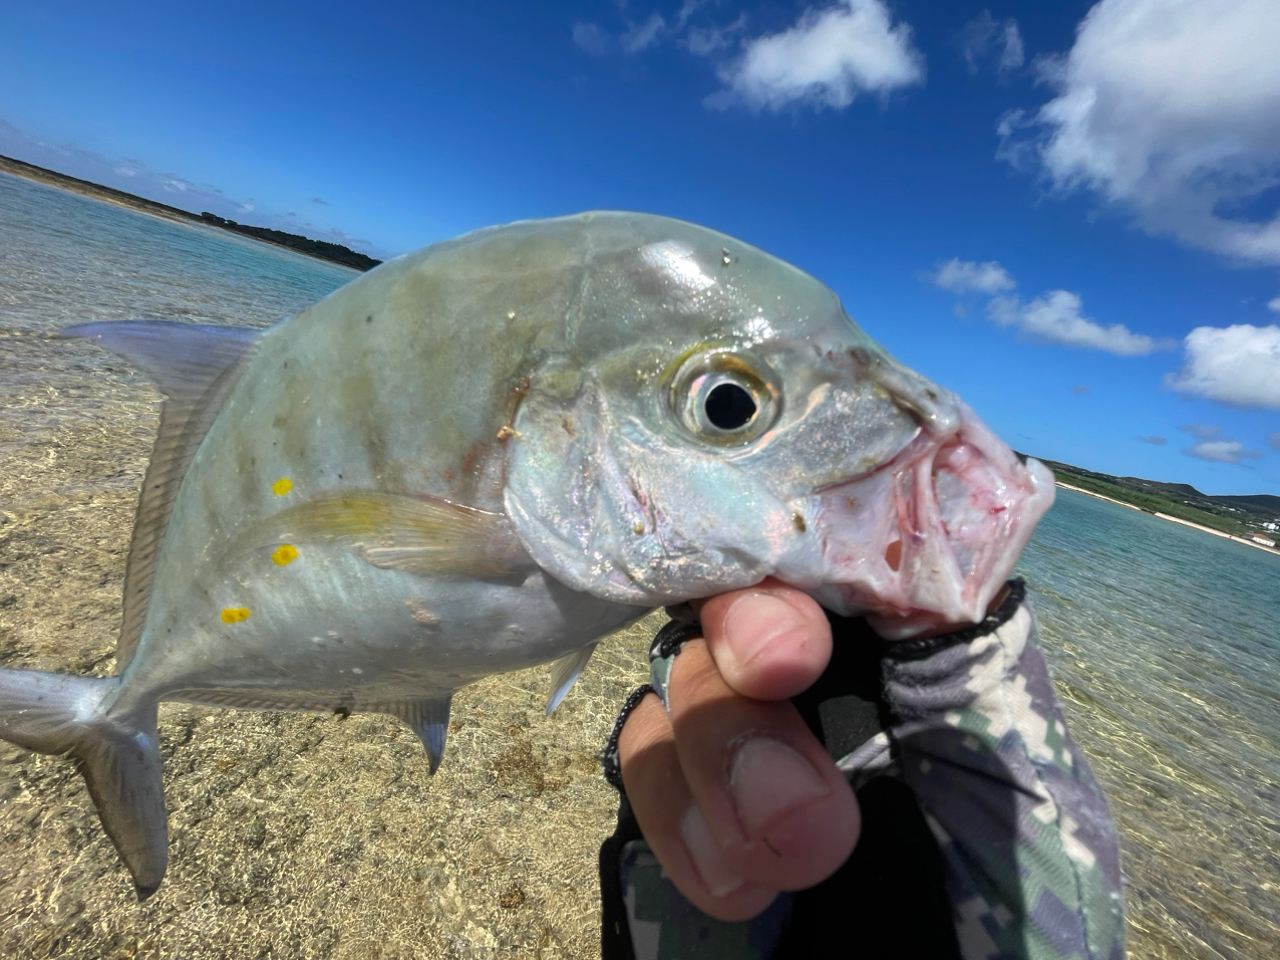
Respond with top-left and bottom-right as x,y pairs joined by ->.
807,404 -> 1053,638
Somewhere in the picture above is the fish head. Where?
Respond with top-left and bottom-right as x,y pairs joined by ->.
504,214 -> 1053,638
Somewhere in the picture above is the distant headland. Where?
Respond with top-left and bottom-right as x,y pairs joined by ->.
1033,456 -> 1280,555
0,153 -> 381,271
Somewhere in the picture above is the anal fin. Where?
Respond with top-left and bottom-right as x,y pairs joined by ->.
545,643 -> 598,715
385,696 -> 453,774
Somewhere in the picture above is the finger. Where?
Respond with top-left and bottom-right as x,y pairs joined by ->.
667,638 -> 859,891
617,692 -> 781,921
698,579 -> 832,701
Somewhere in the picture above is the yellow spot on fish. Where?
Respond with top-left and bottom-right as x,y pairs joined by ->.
495,425 -> 518,441
221,607 -> 251,624
272,477 -> 292,496
272,543 -> 298,566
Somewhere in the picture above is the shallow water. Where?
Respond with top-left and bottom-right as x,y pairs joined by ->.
0,169 -> 355,432
1020,490 -> 1280,958
1,171 -> 1278,957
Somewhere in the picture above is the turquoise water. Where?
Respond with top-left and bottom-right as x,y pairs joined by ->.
1020,490 -> 1279,957
0,171 -> 354,336
0,171 -> 355,477
2,171 -> 1278,957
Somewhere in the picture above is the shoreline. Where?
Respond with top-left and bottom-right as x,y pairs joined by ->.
1055,482 -> 1280,557
0,154 -> 367,271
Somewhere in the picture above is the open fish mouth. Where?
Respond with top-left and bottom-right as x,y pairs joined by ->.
809,403 -> 1054,639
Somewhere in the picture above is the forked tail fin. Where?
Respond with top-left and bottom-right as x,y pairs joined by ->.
0,668 -> 167,898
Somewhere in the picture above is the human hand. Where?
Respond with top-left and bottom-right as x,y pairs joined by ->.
614,579 -> 859,921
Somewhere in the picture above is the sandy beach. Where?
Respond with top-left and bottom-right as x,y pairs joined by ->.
0,154 -> 217,230
1055,482 -> 1280,558
0,171 -> 651,958
0,352 -> 660,958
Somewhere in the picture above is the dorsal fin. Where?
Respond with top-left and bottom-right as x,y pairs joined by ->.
62,321 -> 263,668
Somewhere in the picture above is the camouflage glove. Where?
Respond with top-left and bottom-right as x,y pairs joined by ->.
599,581 -> 1126,960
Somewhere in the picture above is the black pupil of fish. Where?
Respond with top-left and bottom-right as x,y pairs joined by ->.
704,382 -> 757,430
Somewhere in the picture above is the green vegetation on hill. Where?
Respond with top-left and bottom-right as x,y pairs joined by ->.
1037,458 -> 1279,540
199,213 -> 380,271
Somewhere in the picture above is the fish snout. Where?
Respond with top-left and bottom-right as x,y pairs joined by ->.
808,403 -> 1053,638
843,345 -> 963,439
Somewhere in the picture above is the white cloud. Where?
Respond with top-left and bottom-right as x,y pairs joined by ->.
1165,324 -> 1280,408
573,11 -> 670,57
684,14 -> 747,56
1180,423 -> 1221,440
930,257 -> 1015,294
572,22 -> 612,56
674,1 -> 706,33
1179,424 -> 1264,463
1138,435 -> 1167,445
930,254 -> 1168,355
1268,295 -> 1280,313
999,0 -> 1280,264
1186,440 -> 1264,464
621,12 -> 667,53
958,11 -> 1024,75
999,21 -> 1025,74
712,0 -> 923,111
988,289 -> 1173,355
1269,432 -> 1280,453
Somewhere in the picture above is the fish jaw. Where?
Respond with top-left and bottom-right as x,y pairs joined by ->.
801,401 -> 1054,639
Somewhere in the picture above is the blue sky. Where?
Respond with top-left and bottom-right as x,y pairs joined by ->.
2,0 -> 1279,495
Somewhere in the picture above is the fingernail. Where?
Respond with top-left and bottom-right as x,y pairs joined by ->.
681,805 -> 746,898
724,594 -> 805,667
728,738 -> 829,839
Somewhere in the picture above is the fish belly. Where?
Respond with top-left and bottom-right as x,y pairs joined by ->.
112,553 -> 642,717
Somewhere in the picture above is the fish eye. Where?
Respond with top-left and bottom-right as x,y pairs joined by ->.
669,349 -> 780,446
705,381 -> 757,430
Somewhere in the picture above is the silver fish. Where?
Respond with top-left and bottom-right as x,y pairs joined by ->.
0,212 -> 1053,896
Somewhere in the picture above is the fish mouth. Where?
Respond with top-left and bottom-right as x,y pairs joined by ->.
807,403 -> 1054,639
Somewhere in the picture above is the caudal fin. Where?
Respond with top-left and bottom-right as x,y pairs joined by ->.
0,667 -> 168,898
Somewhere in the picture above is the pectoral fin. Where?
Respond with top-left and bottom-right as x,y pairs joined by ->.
247,492 -> 534,577
545,643 -> 598,714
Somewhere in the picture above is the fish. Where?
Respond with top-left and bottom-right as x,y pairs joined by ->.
0,212 -> 1053,897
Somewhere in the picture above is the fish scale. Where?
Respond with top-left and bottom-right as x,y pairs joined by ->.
0,211 -> 1053,896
